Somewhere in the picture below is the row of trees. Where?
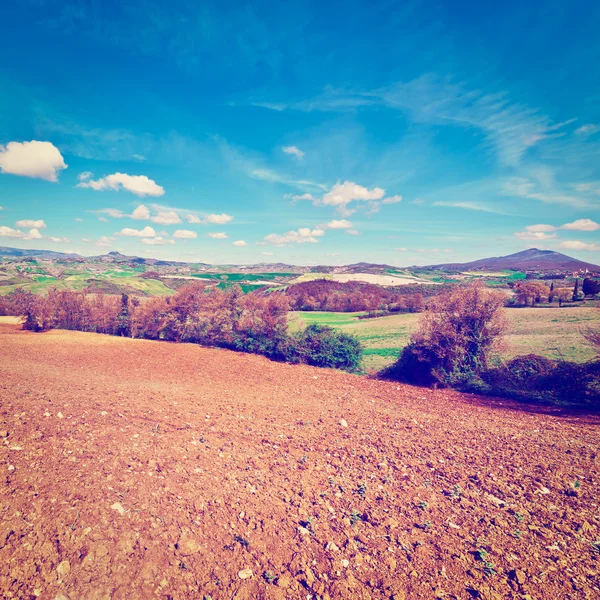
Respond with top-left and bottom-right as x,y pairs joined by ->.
1,284 -> 362,371
282,279 -> 431,313
514,278 -> 600,307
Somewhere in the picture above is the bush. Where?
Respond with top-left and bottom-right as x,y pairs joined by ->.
467,354 -> 600,406
290,324 -> 362,371
382,283 -> 507,387
8,284 -> 363,371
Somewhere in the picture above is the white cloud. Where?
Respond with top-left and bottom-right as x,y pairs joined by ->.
132,154 -> 146,161
326,219 -> 352,229
525,224 -> 556,232
396,247 -> 407,252
205,213 -> 233,225
77,172 -> 164,197
232,240 -> 247,246
131,204 -> 151,220
16,219 -> 46,229
561,218 -> 600,231
184,213 -> 233,225
0,226 -> 48,241
99,217 -> 109,222
78,171 -> 92,182
322,181 -> 385,215
265,75 -> 572,166
47,236 -> 70,243
381,195 -> 402,205
118,226 -> 156,238
0,226 -> 27,239
287,193 -> 316,202
282,145 -> 305,158
27,228 -> 44,239
262,252 -> 274,256
141,237 -> 175,245
0,141 -> 67,182
559,240 -> 600,252
97,208 -> 125,218
75,217 -> 83,222
208,232 -> 228,239
173,229 -> 197,239
345,229 -> 360,236
150,210 -> 181,225
262,227 -> 325,246
514,231 -> 557,241
574,124 -> 600,137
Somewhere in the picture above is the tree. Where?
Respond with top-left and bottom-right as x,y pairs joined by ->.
556,287 -> 572,307
386,282 -> 507,386
515,282 -> 550,307
572,279 -> 579,302
582,278 -> 600,297
116,294 -> 131,337
548,281 -> 555,303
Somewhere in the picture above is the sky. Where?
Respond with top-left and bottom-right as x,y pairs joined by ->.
0,0 -> 599,266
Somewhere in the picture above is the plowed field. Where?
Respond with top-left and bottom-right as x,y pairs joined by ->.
1,320 -> 599,599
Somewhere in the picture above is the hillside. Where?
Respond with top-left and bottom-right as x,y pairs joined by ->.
2,245 -> 598,274
1,319 -> 599,599
425,248 -> 600,272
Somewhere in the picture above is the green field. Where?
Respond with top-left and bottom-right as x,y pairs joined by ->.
0,271 -> 176,297
191,272 -> 294,282
288,306 -> 600,373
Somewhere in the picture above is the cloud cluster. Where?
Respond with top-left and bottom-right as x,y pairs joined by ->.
0,224 -> 68,243
186,213 -> 234,225
173,229 -> 197,239
558,240 -> 600,252
118,226 -> 157,238
514,219 -> 600,248
293,181 -> 401,217
515,218 -> 600,240
16,219 -> 46,229
262,227 -> 325,246
77,172 -> 165,197
141,237 -> 175,245
0,141 -> 67,182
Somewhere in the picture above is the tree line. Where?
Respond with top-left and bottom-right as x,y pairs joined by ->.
0,284 -> 362,371
280,279 -> 434,313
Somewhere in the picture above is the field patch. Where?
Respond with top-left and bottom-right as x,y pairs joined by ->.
290,307 -> 600,372
1,323 -> 598,599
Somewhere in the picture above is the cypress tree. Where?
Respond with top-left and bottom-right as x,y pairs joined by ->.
116,293 -> 131,336
572,279 -> 579,302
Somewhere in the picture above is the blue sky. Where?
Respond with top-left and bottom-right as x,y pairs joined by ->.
0,0 -> 599,265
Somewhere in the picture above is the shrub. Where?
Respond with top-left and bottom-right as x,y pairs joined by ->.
8,284 -> 362,372
470,355 -> 600,406
291,324 -> 362,371
383,282 -> 507,386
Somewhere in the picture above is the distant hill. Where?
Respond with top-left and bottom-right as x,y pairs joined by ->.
424,248 -> 600,272
1,245 -> 598,273
0,246 -> 80,259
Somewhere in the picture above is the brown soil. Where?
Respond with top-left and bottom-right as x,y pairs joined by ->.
1,321 -> 599,600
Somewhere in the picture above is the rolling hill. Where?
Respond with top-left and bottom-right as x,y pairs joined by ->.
423,248 -> 600,272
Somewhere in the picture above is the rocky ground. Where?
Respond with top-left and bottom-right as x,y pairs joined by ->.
0,319 -> 599,599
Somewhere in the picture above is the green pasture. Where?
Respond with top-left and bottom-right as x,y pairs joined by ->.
288,306 -> 600,373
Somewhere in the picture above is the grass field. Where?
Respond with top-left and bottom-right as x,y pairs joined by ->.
0,272 -> 176,296
289,306 -> 600,373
